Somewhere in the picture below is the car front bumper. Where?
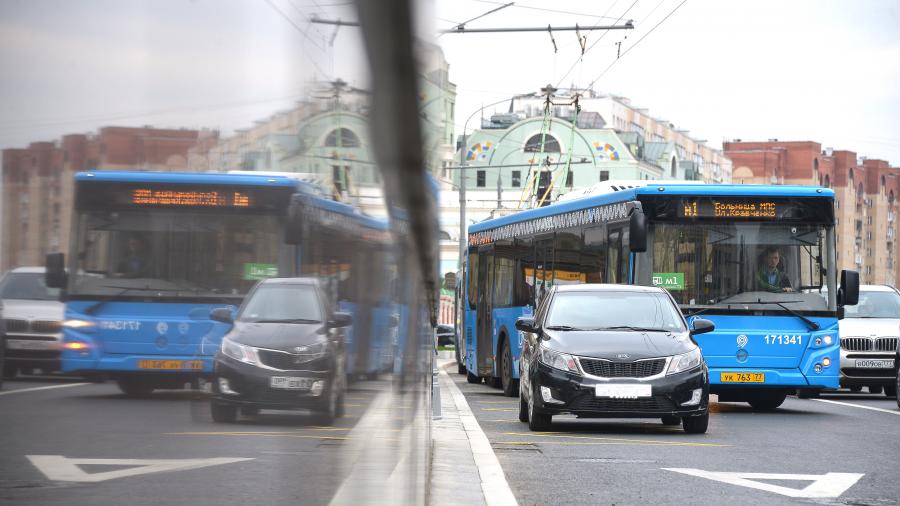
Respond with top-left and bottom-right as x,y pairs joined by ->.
532,363 -> 708,418
212,354 -> 334,410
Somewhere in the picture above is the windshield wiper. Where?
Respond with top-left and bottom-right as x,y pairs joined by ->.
751,300 -> 821,331
592,326 -> 671,332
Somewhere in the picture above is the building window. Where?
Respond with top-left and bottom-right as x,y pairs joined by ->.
511,170 -> 521,187
476,170 -> 486,187
600,170 -> 610,182
324,128 -> 361,148
524,134 -> 560,153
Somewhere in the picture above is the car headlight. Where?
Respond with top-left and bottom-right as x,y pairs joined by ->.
221,337 -> 260,366
293,340 -> 328,363
667,348 -> 703,375
539,345 -> 579,374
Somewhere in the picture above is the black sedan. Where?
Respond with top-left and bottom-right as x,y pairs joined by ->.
209,278 -> 351,424
517,284 -> 713,434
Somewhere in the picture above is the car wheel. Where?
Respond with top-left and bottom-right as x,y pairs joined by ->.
883,383 -> 896,398
315,383 -> 340,426
869,385 -> 883,395
682,412 -> 709,434
748,392 -> 787,411
466,370 -> 481,384
500,340 -> 518,397
661,415 -> 681,426
527,384 -> 551,431
797,389 -> 820,399
849,385 -> 862,393
240,406 -> 260,416
2,365 -> 17,380
454,341 -> 464,374
518,388 -> 529,423
116,378 -> 154,397
211,401 -> 238,423
457,362 -> 467,375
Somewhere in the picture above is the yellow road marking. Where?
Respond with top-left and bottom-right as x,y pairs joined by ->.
500,432 -> 730,447
480,408 -> 519,412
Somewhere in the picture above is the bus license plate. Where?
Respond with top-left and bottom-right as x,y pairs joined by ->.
137,360 -> 204,370
855,359 -> 894,369
270,377 -> 313,390
720,372 -> 765,383
595,384 -> 651,398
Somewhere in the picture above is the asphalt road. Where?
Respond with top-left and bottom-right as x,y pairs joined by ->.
447,368 -> 900,506
0,373 -> 387,506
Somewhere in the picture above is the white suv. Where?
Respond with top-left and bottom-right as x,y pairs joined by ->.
0,267 -> 64,379
838,284 -> 900,397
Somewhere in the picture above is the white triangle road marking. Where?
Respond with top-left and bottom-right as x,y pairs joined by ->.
27,455 -> 254,483
663,468 -> 864,499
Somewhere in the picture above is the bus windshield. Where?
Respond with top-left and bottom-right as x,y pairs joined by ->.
651,221 -> 835,312
69,209 -> 281,299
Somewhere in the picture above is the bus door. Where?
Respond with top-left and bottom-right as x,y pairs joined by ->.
476,245 -> 494,377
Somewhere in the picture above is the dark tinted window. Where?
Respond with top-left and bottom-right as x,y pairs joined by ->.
546,291 -> 685,331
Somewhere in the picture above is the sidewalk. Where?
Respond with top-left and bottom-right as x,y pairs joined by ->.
430,358 -> 517,506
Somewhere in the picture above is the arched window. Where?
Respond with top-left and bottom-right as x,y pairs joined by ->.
858,182 -> 864,195
882,175 -> 886,188
813,158 -> 819,172
524,134 -> 560,153
670,157 -> 677,178
849,168 -> 854,181
324,128 -> 361,148
889,190 -> 895,206
824,174 -> 830,188
439,230 -> 451,241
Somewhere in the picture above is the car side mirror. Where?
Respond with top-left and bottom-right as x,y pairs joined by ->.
838,270 -> 859,306
629,210 -> 647,252
209,307 -> 234,324
690,318 -> 715,336
515,317 -> 536,333
329,312 -> 352,328
45,253 -> 67,290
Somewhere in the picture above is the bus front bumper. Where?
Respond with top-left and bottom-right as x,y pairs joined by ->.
708,367 -> 839,393
62,354 -> 214,375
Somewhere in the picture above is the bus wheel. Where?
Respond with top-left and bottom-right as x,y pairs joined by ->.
116,378 -> 154,397
500,341 -> 518,397
748,392 -> 786,411
466,371 -> 481,384
211,401 -> 237,423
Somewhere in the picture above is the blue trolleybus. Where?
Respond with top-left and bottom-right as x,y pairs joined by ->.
463,182 -> 859,409
46,171 -> 395,396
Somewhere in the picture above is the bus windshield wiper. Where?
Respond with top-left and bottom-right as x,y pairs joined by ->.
753,300 -> 821,331
84,284 -> 180,315
594,326 -> 671,332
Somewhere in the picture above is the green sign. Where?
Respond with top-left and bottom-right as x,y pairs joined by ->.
243,263 -> 278,280
652,272 -> 684,291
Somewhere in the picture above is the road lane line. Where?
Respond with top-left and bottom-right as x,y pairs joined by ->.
441,366 -> 518,506
812,398 -> 900,416
0,383 -> 89,396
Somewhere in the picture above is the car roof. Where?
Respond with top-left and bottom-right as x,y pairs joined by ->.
256,277 -> 320,287
554,283 -> 666,294
7,267 -> 46,274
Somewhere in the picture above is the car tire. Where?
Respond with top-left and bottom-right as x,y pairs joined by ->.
518,391 -> 529,423
211,401 -> 238,423
116,378 -> 154,397
748,392 -> 787,411
661,415 -> 681,426
682,412 -> 709,434
315,383 -> 340,426
466,371 -> 481,384
527,385 -> 551,431
797,389 -> 819,399
500,340 -> 518,397
869,385 -> 883,395
240,406 -> 260,416
896,372 -> 900,409
884,383 -> 896,398
849,385 -> 862,393
2,365 -> 17,380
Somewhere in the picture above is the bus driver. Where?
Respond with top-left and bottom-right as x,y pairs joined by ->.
756,246 -> 793,293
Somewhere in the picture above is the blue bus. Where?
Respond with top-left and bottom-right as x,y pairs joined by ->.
463,183 -> 859,409
45,171 -> 395,396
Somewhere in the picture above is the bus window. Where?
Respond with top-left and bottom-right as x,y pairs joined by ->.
582,226 -> 607,283
554,229 -> 585,285
494,240 -> 515,308
607,227 -> 624,284
514,237 -> 534,306
535,237 -> 554,306
467,249 -> 479,310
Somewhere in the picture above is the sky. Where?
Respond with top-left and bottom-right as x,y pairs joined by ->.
0,0 -> 899,164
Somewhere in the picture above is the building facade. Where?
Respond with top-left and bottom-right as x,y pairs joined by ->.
724,140 -> 900,286
1,127 -> 203,271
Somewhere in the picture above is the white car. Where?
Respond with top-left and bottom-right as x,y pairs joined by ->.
838,284 -> 899,397
1,267 -> 64,379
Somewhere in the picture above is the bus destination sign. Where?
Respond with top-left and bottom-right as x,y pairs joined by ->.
131,188 -> 252,207
679,199 -> 778,219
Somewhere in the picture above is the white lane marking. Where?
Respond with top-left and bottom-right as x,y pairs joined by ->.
664,468 -> 864,499
0,383 -> 89,396
441,364 -> 518,506
27,455 -> 253,483
812,398 -> 900,416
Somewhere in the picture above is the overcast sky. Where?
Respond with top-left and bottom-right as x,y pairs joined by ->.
1,0 -> 898,164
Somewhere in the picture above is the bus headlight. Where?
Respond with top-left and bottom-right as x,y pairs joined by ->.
667,348 -> 702,375
63,319 -> 96,332
539,346 -> 579,374
221,338 -> 261,366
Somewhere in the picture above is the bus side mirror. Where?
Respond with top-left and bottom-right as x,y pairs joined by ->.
284,199 -> 303,245
838,270 -> 859,306
45,253 -> 67,289
629,211 -> 647,252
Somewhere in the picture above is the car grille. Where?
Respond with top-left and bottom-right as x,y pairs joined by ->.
3,319 -> 61,335
258,350 -> 300,370
841,337 -> 899,352
570,396 -> 675,412
578,357 -> 666,378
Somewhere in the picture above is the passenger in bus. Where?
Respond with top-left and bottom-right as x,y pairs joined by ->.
117,236 -> 151,278
756,246 -> 793,293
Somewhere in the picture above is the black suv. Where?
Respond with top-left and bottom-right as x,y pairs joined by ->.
209,278 -> 351,424
517,284 -> 714,434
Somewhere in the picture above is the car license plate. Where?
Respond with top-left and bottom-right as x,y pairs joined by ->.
855,359 -> 894,369
720,372 -> 765,383
137,359 -> 204,370
6,339 -> 58,350
595,384 -> 651,399
270,376 -> 313,390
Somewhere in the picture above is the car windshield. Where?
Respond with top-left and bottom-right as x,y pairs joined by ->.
844,291 -> 900,318
238,284 -> 322,323
0,272 -> 60,301
545,291 -> 686,332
